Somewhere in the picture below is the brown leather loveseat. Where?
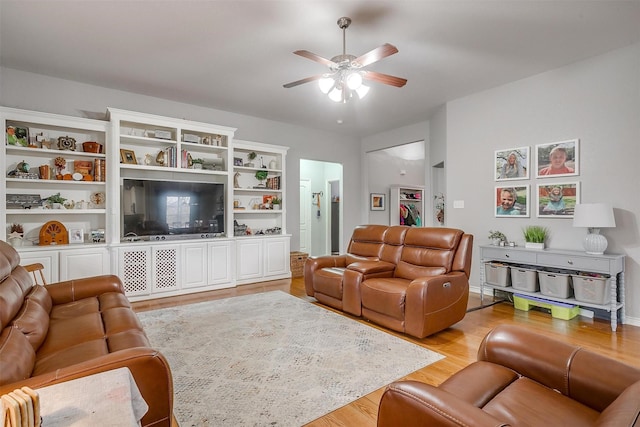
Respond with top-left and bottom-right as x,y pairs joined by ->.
378,324 -> 640,426
305,225 -> 473,338
0,240 -> 173,427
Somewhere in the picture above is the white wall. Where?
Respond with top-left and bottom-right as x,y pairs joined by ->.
0,67 -> 362,251
446,43 -> 640,323
361,121 -> 430,225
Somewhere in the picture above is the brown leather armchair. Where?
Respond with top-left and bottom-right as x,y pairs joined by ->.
378,325 -> 640,426
358,227 -> 473,338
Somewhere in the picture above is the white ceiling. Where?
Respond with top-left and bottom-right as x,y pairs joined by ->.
1,1 -> 639,138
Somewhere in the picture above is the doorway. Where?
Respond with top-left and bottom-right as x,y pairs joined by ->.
299,159 -> 343,256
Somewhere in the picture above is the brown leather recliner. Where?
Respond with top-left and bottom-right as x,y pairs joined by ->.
304,224 -> 393,311
357,227 -> 473,338
305,226 -> 473,339
378,324 -> 640,426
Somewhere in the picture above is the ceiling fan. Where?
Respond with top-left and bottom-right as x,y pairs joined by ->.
283,17 -> 407,102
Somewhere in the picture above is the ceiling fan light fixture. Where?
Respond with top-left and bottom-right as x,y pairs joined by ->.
318,77 -> 334,94
355,84 -> 370,99
328,87 -> 343,102
346,72 -> 363,90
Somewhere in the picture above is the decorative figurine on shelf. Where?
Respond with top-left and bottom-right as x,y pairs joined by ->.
8,223 -> 24,247
54,156 -> 66,178
144,153 -> 153,165
234,172 -> 241,188
57,135 -> 77,151
187,152 -> 194,168
156,150 -> 165,166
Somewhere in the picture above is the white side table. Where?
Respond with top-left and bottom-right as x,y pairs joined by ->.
37,367 -> 148,426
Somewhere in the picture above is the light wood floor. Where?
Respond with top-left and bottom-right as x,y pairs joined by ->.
132,278 -> 640,427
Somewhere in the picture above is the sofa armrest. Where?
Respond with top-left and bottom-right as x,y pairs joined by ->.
347,260 -> 395,275
0,347 -> 173,427
405,272 -> 470,338
304,255 -> 347,296
378,380 -> 508,427
45,275 -> 125,304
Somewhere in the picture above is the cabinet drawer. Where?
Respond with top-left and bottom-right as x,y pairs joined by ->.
536,253 -> 610,272
481,248 -> 537,264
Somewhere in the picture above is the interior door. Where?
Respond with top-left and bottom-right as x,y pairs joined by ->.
299,179 -> 311,254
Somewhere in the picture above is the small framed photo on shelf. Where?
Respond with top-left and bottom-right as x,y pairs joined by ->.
234,157 -> 243,166
69,228 -> 84,244
370,193 -> 385,211
535,139 -> 579,178
495,185 -> 529,217
120,149 -> 137,164
536,182 -> 580,218
495,146 -> 529,181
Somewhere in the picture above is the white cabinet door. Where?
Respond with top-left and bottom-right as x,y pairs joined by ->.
151,245 -> 180,293
19,250 -> 59,284
208,240 -> 233,286
59,247 -> 109,281
264,237 -> 290,277
118,246 -> 152,297
236,239 -> 263,282
181,243 -> 208,289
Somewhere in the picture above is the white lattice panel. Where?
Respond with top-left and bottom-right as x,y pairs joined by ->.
119,247 -> 151,296
152,247 -> 179,292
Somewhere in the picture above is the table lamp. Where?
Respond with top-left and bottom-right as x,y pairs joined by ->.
572,203 -> 616,254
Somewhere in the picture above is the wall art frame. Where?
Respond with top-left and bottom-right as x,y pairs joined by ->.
535,139 -> 579,178
370,193 -> 385,211
495,185 -> 530,217
536,182 -> 580,218
495,146 -> 529,181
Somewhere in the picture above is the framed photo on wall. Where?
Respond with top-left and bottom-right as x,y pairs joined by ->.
370,193 -> 385,211
535,139 -> 579,178
536,182 -> 580,218
495,185 -> 529,217
495,146 -> 529,181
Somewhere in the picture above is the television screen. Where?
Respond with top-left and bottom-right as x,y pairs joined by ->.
122,179 -> 225,239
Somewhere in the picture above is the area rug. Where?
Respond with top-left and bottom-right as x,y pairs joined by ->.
137,291 -> 443,426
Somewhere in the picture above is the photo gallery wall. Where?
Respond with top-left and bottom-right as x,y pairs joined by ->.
494,139 -> 579,218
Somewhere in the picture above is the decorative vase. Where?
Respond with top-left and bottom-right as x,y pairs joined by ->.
193,163 -> 203,169
492,238 -> 502,246
269,159 -> 277,169
525,242 -> 545,250
273,204 -> 281,210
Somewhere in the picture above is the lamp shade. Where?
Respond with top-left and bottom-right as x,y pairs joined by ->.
572,203 -> 616,228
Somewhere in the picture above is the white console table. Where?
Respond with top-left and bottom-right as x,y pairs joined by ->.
479,245 -> 625,331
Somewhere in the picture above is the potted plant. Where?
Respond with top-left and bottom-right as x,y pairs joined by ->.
246,151 -> 257,168
192,158 -> 205,169
46,192 -> 67,209
272,196 -> 282,210
523,225 -> 548,249
255,170 -> 268,187
488,230 -> 507,246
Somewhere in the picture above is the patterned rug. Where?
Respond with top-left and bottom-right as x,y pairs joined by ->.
137,291 -> 443,426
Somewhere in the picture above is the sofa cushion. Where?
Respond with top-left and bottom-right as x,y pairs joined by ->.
32,339 -> 109,376
596,381 -> 640,426
0,272 -> 34,330
11,298 -> 50,350
50,297 -> 100,320
361,278 -> 410,321
25,285 -> 52,314
0,326 -> 35,386
37,312 -> 105,357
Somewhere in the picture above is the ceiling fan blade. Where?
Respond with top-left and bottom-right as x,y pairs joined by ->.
353,43 -> 398,67
283,74 -> 325,89
363,71 -> 407,88
293,50 -> 337,67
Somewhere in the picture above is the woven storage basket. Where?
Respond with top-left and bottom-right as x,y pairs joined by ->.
290,252 -> 308,278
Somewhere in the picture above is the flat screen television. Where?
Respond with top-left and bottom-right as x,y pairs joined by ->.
121,178 -> 225,240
